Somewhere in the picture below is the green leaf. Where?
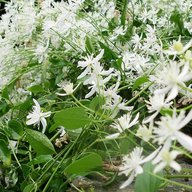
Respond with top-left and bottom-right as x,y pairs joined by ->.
85,36 -> 95,54
26,129 -> 55,155
160,108 -> 173,116
0,139 -> 11,166
121,0 -> 129,26
132,76 -> 149,91
14,98 -> 33,112
8,119 -> 23,140
99,41 -> 118,60
53,107 -> 91,130
119,134 -> 136,154
0,130 -> 8,143
64,153 -> 102,176
89,96 -> 105,112
170,11 -> 184,33
0,99 -> 10,117
28,85 -> 45,93
49,123 -> 60,132
135,162 -> 163,192
1,87 -> 10,100
112,57 -> 122,71
23,184 -> 36,192
32,154 -> 53,165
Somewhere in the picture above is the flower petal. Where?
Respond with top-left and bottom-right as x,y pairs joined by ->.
170,161 -> 181,172
105,133 -> 120,139
119,171 -> 135,189
41,118 -> 47,133
166,86 -> 178,102
26,117 -> 39,125
154,162 -> 166,173
141,146 -> 161,164
135,165 -> 143,175
176,131 -> 192,152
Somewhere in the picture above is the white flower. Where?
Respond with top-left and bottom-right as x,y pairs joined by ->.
9,140 -> 18,152
35,41 -> 49,63
112,113 -> 139,132
153,109 -> 192,152
56,81 -> 75,96
150,61 -> 192,101
146,94 -> 172,113
110,26 -> 127,40
136,124 -> 153,142
26,99 -> 51,133
164,36 -> 192,56
119,147 -> 160,188
153,145 -> 181,173
107,113 -> 139,139
77,49 -> 104,79
122,52 -> 150,73
77,49 -> 115,98
143,94 -> 172,123
131,33 -> 142,51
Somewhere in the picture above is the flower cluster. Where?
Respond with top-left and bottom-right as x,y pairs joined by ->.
0,0 -> 192,191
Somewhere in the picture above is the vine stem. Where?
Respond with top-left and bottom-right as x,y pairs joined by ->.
42,130 -> 84,192
125,82 -> 153,105
10,142 -> 21,168
71,94 -> 113,121
146,170 -> 192,190
165,174 -> 192,179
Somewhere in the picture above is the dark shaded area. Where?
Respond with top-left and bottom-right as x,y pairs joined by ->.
0,1 -> 6,17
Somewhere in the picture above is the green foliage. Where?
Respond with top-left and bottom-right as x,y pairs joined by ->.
0,139 -> 11,166
89,95 -> 105,112
26,129 -> 55,155
135,162 -> 163,192
28,85 -> 45,94
1,0 -> 192,191
0,99 -> 10,117
64,153 -> 103,176
132,75 -> 149,91
53,107 -> 92,130
170,10 -> 191,35
23,184 -> 36,192
7,119 -> 23,140
85,36 -> 95,54
99,42 -> 118,60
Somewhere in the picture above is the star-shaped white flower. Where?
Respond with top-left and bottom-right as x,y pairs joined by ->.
119,147 -> 160,189
153,143 -> 181,173
150,61 -> 192,102
164,36 -> 192,56
106,113 -> 139,139
143,94 -> 172,123
56,81 -> 75,96
153,109 -> 192,152
26,99 -> 51,133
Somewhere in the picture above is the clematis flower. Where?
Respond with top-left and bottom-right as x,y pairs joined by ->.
119,147 -> 160,189
106,113 -> 139,139
136,124 -> 153,142
153,148 -> 181,173
164,36 -> 192,56
143,94 -> 172,123
56,81 -> 75,96
26,99 -> 51,133
77,49 -> 104,79
153,109 -> 192,152
150,61 -> 192,102
152,141 -> 181,173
